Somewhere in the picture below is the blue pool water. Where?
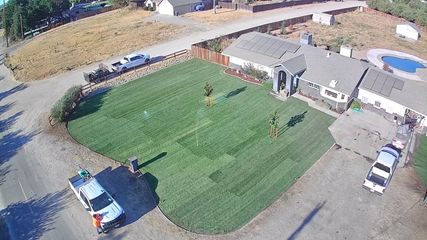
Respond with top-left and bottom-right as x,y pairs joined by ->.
382,56 -> 426,73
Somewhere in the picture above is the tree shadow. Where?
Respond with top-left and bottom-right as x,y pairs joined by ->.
224,86 -> 247,98
138,152 -> 167,169
68,89 -> 111,121
94,166 -> 158,229
0,111 -> 23,132
0,84 -> 27,101
287,200 -> 326,240
278,110 -> 307,136
0,188 -> 72,240
0,130 -> 39,165
0,102 -> 14,116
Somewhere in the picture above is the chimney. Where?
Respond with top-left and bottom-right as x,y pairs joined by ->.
300,32 -> 313,45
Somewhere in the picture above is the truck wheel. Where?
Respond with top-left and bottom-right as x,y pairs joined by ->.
145,58 -> 150,63
122,67 -> 127,73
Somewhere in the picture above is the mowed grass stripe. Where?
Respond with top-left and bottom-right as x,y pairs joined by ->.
68,59 -> 335,234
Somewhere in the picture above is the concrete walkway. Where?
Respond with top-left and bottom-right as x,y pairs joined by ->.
292,93 -> 341,118
0,2 -> 368,240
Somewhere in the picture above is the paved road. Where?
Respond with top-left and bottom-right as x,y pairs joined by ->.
0,2 -> 367,240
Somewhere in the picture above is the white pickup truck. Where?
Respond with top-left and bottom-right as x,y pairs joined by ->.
111,53 -> 150,73
362,146 -> 400,195
68,169 -> 125,232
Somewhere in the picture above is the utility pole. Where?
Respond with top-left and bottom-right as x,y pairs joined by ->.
20,13 -> 23,39
2,0 -> 8,47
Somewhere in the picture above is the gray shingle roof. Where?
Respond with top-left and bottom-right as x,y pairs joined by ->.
360,68 -> 427,116
166,0 -> 204,7
281,54 -> 307,75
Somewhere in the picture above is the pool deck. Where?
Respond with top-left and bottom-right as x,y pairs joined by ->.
367,48 -> 427,81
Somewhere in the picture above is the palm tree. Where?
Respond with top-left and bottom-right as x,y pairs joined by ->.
204,82 -> 214,107
269,111 -> 279,139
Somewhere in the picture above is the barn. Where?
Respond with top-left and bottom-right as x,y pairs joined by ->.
396,22 -> 420,41
157,0 -> 210,16
312,12 -> 335,26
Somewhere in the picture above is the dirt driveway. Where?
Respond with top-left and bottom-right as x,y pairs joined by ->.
241,145 -> 427,240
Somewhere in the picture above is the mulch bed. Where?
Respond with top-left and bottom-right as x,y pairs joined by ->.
224,68 -> 263,86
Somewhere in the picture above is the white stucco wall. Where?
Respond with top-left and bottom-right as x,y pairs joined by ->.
396,25 -> 420,40
358,89 -> 406,115
229,56 -> 274,77
358,89 -> 427,127
319,85 -> 348,103
158,0 -> 174,15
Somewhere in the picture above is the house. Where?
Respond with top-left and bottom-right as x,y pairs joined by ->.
396,22 -> 420,41
222,32 -> 368,112
358,68 -> 427,127
312,12 -> 335,26
157,0 -> 210,16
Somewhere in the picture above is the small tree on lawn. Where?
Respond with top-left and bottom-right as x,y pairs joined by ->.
269,111 -> 279,139
204,82 -> 214,107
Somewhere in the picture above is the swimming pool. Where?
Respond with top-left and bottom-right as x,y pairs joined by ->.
382,56 -> 426,73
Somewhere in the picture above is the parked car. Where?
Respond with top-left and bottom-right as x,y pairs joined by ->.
112,53 -> 150,73
392,124 -> 412,150
362,146 -> 400,195
195,2 -> 205,11
69,169 -> 126,232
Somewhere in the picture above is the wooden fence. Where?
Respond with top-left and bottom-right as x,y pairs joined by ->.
218,0 -> 322,13
191,45 -> 230,66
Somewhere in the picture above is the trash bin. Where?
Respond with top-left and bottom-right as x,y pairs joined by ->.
129,156 -> 138,173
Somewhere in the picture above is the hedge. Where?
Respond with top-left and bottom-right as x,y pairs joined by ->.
51,86 -> 81,122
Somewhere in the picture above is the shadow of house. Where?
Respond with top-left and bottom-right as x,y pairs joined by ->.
68,89 -> 111,121
0,84 -> 27,101
0,188 -> 72,240
288,200 -> 326,240
279,110 -> 307,136
94,166 -> 158,228
138,152 -> 167,169
225,86 -> 247,98
0,111 -> 23,132
0,130 -> 39,165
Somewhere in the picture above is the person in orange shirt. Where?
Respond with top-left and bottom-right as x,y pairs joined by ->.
92,214 -> 103,234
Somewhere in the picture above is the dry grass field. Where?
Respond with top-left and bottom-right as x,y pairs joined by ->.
283,10 -> 427,59
183,8 -> 251,25
7,9 -> 185,82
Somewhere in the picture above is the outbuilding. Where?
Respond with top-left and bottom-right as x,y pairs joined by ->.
312,12 -> 335,26
396,22 -> 420,41
158,0 -> 210,16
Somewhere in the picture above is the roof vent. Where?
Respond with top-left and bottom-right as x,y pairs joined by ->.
326,52 -> 332,58
329,80 -> 338,88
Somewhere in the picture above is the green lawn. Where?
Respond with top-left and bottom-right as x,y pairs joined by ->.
68,59 -> 335,234
414,135 -> 427,186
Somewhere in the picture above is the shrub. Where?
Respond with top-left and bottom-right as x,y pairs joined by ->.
351,100 -> 361,110
242,63 -> 270,82
206,38 -> 222,53
51,86 -> 81,122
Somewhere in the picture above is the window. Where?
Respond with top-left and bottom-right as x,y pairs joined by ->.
341,94 -> 345,100
324,89 -> 338,98
374,101 -> 381,108
307,82 -> 320,90
80,192 -> 90,208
